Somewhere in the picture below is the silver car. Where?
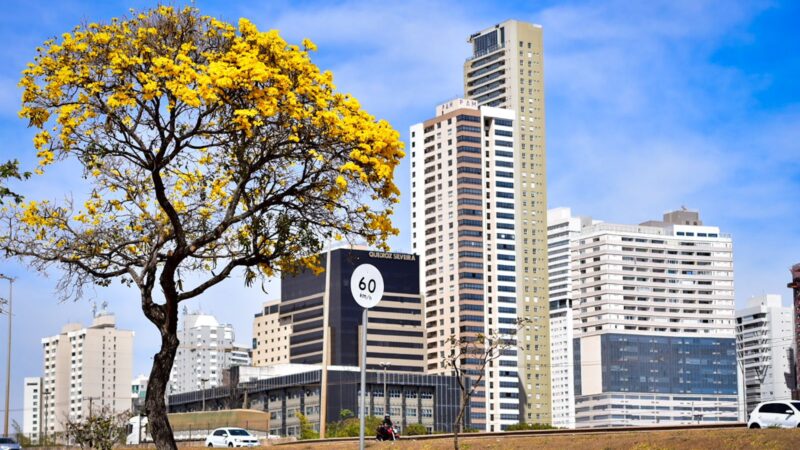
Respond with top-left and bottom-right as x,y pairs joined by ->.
0,437 -> 21,450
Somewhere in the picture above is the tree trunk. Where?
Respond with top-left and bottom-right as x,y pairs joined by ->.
453,395 -> 468,450
144,329 -> 180,450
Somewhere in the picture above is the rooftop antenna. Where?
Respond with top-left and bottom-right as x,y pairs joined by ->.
91,301 -> 97,318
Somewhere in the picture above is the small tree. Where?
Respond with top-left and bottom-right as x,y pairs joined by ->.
5,6 -> 403,450
295,412 -> 319,440
339,409 -> 354,420
64,408 -> 129,450
442,318 -> 530,450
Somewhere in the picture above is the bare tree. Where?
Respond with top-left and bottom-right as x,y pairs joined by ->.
64,408 -> 130,450
442,318 -> 530,450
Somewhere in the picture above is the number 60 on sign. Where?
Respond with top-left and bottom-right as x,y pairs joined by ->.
350,263 -> 385,309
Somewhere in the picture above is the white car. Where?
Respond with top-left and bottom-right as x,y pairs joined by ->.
204,428 -> 259,447
748,401 -> 800,428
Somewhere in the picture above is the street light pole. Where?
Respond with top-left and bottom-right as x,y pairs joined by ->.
380,362 -> 390,416
0,274 -> 15,438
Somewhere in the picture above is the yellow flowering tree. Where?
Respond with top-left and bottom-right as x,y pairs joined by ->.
5,6 -> 403,449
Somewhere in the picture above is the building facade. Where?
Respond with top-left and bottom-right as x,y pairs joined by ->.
277,247 -> 424,373
736,295 -> 795,414
170,312 -> 251,394
168,365 -> 466,436
789,263 -> 800,399
40,313 -> 133,436
411,99 -> 521,431
252,300 -> 291,367
23,377 -> 42,443
464,20 -> 550,424
547,208 -> 595,428
570,209 -> 739,427
131,374 -> 148,414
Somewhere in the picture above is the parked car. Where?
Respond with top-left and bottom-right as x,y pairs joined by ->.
0,437 -> 22,450
748,401 -> 800,428
204,428 -> 259,447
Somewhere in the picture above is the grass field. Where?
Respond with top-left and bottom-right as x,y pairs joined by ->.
251,427 -> 800,450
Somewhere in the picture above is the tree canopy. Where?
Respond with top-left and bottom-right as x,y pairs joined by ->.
7,5 -> 404,298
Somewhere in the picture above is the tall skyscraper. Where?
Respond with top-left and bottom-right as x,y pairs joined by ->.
464,20 -> 550,423
23,377 -> 42,443
411,99 -> 521,430
735,294 -> 794,414
169,312 -> 251,394
40,313 -> 133,436
570,208 -> 739,427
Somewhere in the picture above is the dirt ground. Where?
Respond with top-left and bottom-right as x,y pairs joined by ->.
256,428 -> 800,450
137,427 -> 800,450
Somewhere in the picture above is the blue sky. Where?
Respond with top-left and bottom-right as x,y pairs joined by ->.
1,0 -> 799,427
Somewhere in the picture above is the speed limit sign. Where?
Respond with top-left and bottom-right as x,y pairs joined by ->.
350,263 -> 384,309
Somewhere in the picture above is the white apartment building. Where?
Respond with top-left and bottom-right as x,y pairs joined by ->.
23,377 -> 42,443
736,294 -> 794,415
40,313 -> 134,436
169,312 -> 251,394
411,98 -> 521,431
464,19 -> 551,424
569,209 -> 739,427
547,208 -> 596,428
252,300 -> 291,367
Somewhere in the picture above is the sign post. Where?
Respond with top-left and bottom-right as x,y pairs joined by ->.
350,263 -> 384,450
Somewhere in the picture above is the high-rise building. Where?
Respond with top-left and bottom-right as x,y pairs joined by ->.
23,377 -> 42,443
735,294 -> 794,414
464,19 -> 550,424
410,99 -> 521,430
276,247 -> 423,372
570,209 -> 739,427
252,300 -> 291,367
40,313 -> 133,436
547,208 -> 596,428
170,312 -> 251,394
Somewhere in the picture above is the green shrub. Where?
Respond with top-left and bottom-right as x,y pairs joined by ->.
326,415 -> 382,437
505,422 -> 556,431
404,423 -> 428,436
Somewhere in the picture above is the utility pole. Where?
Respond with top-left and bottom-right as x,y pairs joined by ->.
319,244 -> 332,438
42,389 -> 49,445
0,274 -> 14,437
